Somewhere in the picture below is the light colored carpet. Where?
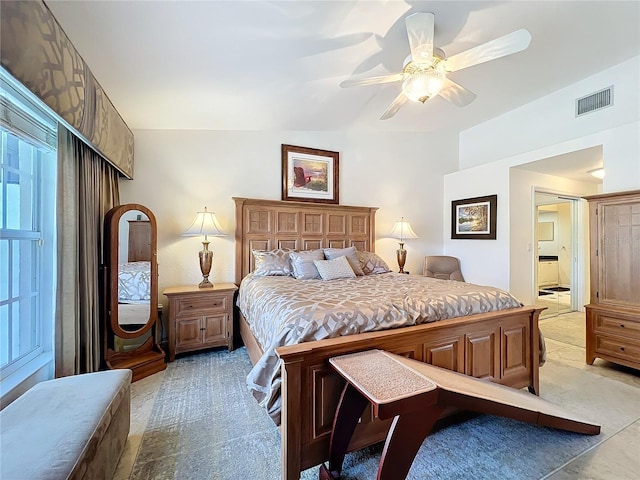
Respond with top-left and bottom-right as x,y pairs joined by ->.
131,347 -> 638,479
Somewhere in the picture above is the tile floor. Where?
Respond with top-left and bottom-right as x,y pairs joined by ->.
538,311 -> 640,479
114,310 -> 640,479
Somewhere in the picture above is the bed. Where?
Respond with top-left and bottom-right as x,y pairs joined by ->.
117,260 -> 151,328
233,197 -> 544,480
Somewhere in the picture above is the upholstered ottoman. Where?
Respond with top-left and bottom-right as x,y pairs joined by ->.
0,369 -> 131,480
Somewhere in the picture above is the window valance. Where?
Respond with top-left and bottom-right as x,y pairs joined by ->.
0,0 -> 134,178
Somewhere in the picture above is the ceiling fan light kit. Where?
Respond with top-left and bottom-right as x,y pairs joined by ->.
401,52 -> 446,103
340,12 -> 532,119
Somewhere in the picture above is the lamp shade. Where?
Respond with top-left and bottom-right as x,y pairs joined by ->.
183,207 -> 228,239
389,217 -> 418,242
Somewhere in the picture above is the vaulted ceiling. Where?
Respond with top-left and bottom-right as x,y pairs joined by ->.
45,1 -> 639,134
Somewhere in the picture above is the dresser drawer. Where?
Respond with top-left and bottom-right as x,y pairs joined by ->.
594,335 -> 640,363
593,312 -> 640,340
175,295 -> 228,316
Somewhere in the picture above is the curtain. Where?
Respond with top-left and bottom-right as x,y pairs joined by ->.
55,126 -> 120,377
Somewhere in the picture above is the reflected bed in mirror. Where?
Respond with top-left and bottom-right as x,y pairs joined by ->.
117,210 -> 152,331
118,260 -> 151,331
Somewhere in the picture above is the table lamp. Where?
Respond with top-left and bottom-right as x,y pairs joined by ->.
389,217 -> 418,274
183,207 -> 228,288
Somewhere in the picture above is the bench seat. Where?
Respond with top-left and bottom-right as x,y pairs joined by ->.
0,369 -> 131,480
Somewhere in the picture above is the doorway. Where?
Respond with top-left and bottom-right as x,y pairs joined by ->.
534,192 -> 580,318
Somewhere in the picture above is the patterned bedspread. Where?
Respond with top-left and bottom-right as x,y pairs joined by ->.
237,272 -> 524,424
118,261 -> 151,303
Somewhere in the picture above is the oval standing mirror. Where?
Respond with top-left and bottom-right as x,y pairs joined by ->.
103,203 -> 166,381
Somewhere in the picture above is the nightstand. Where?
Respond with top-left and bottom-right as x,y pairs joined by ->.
163,283 -> 238,361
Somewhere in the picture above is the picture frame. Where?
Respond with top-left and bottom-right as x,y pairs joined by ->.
451,194 -> 497,240
281,144 -> 339,204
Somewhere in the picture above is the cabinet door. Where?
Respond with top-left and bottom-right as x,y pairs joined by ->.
538,261 -> 558,287
203,314 -> 227,344
465,327 -> 499,381
598,200 -> 640,308
176,317 -> 204,349
128,221 -> 151,262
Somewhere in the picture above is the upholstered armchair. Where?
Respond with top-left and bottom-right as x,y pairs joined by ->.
423,256 -> 465,282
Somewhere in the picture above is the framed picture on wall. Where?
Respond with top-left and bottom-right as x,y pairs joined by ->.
451,194 -> 497,239
281,144 -> 339,204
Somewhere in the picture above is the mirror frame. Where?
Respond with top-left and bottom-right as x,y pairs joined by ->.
105,203 -> 158,339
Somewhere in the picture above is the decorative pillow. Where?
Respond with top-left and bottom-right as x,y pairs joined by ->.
313,255 -> 356,281
356,250 -> 391,275
290,249 -> 324,280
323,246 -> 364,276
252,249 -> 292,276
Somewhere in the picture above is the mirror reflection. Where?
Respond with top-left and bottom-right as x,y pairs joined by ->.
117,210 -> 152,332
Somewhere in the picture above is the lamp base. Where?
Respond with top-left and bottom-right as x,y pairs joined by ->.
396,242 -> 407,274
198,242 -> 214,289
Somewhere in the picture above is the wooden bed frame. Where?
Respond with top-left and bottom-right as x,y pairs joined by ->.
233,197 -> 543,480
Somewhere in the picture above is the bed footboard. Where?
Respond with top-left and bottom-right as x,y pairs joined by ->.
276,306 -> 543,480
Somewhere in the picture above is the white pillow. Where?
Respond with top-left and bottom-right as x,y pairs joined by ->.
323,246 -> 364,276
290,249 -> 324,279
313,255 -> 356,281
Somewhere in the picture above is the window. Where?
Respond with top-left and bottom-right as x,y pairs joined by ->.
0,70 -> 57,387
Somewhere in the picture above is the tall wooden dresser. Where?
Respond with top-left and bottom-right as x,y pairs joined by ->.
584,190 -> 640,370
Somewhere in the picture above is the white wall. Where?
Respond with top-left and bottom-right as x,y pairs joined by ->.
459,56 -> 640,180
537,206 -> 572,286
120,130 -> 459,302
444,58 -> 639,299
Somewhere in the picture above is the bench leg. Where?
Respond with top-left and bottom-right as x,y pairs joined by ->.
377,405 -> 445,480
319,383 -> 369,480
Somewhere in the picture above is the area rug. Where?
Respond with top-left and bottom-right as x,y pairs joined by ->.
130,347 -> 637,480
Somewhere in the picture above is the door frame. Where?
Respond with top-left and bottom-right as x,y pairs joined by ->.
532,188 -> 587,315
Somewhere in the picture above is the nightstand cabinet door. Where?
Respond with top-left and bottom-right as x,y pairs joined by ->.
164,283 -> 238,361
176,316 -> 204,349
203,314 -> 226,343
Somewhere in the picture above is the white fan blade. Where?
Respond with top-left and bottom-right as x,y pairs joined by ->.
444,29 -> 531,72
405,12 -> 435,64
340,73 -> 404,88
438,77 -> 477,107
380,91 -> 409,120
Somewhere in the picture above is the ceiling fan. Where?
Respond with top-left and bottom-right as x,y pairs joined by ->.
340,12 -> 531,119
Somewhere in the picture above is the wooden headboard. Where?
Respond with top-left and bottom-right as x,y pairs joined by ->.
233,197 -> 378,285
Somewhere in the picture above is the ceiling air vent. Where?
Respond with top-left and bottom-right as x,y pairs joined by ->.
575,86 -> 613,117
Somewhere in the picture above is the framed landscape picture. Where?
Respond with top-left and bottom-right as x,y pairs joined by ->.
451,194 -> 497,239
281,144 -> 339,204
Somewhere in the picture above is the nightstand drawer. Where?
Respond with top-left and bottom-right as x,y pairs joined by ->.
175,295 -> 228,315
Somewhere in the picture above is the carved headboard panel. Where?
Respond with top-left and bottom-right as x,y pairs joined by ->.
233,197 -> 378,284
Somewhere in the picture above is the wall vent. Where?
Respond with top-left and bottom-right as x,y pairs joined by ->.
575,86 -> 613,117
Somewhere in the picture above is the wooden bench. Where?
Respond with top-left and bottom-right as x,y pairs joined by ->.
0,369 -> 131,480
319,350 -> 600,480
